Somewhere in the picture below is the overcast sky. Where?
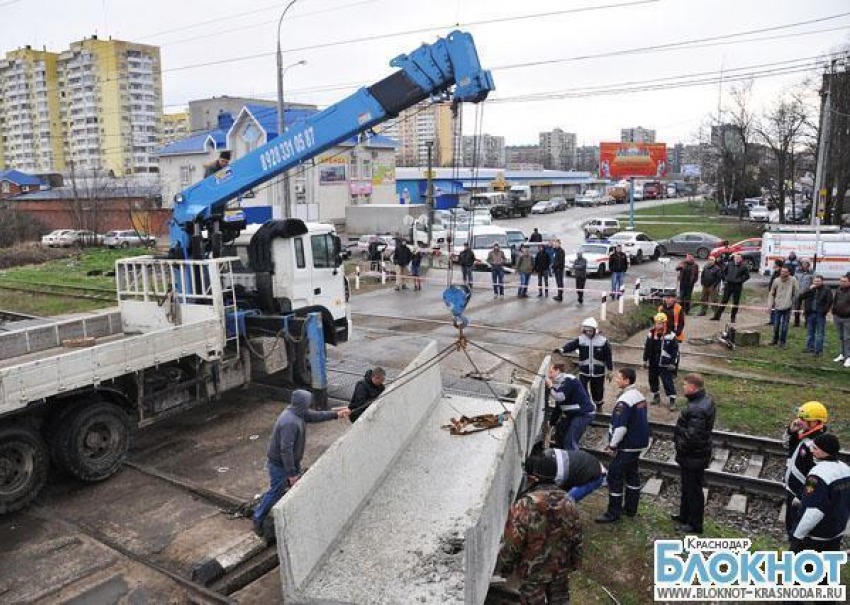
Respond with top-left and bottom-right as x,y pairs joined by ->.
3,0 -> 849,146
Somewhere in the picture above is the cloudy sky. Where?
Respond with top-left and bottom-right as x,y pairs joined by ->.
3,0 -> 849,146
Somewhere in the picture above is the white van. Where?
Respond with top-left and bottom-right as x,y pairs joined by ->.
469,226 -> 512,268
760,231 -> 850,282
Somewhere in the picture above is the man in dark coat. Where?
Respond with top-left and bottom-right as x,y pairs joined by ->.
711,254 -> 750,323
572,251 -> 588,305
552,239 -> 567,302
672,374 -> 716,534
529,228 -> 543,243
697,257 -> 722,316
348,367 -> 386,422
392,238 -> 412,291
534,243 -> 551,297
676,253 -> 700,314
458,242 -> 476,289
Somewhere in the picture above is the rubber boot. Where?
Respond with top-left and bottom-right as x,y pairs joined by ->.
667,396 -> 677,411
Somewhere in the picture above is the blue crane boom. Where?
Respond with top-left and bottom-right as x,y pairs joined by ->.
169,30 -> 494,259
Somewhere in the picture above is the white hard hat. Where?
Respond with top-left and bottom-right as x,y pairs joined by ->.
582,317 -> 598,330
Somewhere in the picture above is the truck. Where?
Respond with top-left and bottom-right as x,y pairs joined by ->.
489,185 -> 535,218
0,30 -> 494,513
344,204 -> 446,249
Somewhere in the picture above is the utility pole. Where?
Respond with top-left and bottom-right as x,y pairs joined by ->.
628,176 -> 635,230
276,0 -> 300,218
812,60 -> 836,227
426,141 -> 435,250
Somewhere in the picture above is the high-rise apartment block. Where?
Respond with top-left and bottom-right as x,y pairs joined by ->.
0,36 -> 163,176
539,128 -> 576,171
160,111 -> 191,146
621,126 -> 656,144
0,47 -> 64,172
461,134 -> 505,168
378,101 -> 455,167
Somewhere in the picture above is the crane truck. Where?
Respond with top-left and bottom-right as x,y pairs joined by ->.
0,30 -> 494,513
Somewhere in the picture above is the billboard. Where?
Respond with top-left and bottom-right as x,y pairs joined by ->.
682,164 -> 701,178
599,142 -> 668,179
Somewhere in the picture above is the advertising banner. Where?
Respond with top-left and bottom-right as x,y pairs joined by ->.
600,142 -> 668,179
682,164 -> 702,178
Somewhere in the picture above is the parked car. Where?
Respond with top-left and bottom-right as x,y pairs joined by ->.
719,202 -> 745,216
583,218 -> 620,239
351,234 -> 395,260
55,230 -> 103,247
607,230 -> 659,263
709,237 -> 762,259
103,230 -> 156,248
748,205 -> 772,222
565,242 -> 617,277
550,197 -> 568,211
531,200 -> 553,215
574,190 -> 610,207
784,203 -> 811,223
655,232 -> 723,259
41,229 -> 74,248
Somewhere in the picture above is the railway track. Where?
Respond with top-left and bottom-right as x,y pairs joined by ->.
0,279 -> 117,302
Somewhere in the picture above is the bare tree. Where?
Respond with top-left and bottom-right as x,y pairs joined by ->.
756,91 -> 809,222
710,81 -> 758,215
65,161 -> 113,240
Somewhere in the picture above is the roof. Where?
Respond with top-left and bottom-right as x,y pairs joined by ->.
157,129 -> 227,156
397,168 -> 597,182
10,182 -> 159,201
0,169 -> 43,187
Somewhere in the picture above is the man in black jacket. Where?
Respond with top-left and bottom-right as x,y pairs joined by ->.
552,239 -> 567,302
534,244 -> 551,297
573,252 -> 588,305
348,367 -> 386,422
529,228 -> 543,243
608,246 -> 629,300
672,373 -> 716,534
458,242 -> 476,289
799,275 -> 833,356
711,254 -> 750,323
676,254 -> 700,314
697,257 -> 722,317
392,238 -> 412,291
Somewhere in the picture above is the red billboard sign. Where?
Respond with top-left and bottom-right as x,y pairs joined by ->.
599,142 -> 668,179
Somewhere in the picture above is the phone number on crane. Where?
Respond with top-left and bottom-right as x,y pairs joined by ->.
260,126 -> 316,171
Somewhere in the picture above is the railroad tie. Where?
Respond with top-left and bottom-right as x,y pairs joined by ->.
726,494 -> 748,514
744,453 -> 764,478
778,502 -> 787,526
709,448 -> 730,472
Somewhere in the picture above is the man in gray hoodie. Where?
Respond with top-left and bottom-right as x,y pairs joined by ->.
253,390 -> 350,539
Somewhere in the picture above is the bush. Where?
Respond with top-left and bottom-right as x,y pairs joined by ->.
0,243 -> 74,270
0,207 -> 49,247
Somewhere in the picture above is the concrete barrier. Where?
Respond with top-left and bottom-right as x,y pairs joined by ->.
274,341 -> 443,601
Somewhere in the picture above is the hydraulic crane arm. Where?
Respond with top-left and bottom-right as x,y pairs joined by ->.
170,29 -> 495,258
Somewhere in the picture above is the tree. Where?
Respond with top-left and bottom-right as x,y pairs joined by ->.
756,91 -> 809,223
711,81 -> 758,215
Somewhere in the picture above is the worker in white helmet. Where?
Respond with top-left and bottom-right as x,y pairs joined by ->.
555,317 -> 613,410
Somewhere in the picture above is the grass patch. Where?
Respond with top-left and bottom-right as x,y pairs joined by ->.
704,374 -> 849,443
0,243 -> 76,270
728,322 -> 849,391
604,301 -> 658,342
0,291 -> 109,316
0,247 -> 149,290
619,200 -> 762,242
572,491 -> 808,604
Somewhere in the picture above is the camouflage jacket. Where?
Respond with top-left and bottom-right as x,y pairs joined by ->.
497,482 -> 583,584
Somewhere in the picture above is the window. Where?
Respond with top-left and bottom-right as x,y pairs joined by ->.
180,165 -> 192,185
311,234 -> 335,268
362,159 -> 372,179
349,158 -> 359,179
294,237 -> 306,268
1,182 -> 9,193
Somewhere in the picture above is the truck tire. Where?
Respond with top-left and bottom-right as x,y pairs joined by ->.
0,425 -> 49,514
53,401 -> 132,483
635,250 -> 644,263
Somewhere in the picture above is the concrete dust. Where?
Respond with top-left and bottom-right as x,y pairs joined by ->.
301,394 -> 515,604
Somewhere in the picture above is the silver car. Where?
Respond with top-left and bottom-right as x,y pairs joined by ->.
103,230 -> 155,248
656,232 -> 723,259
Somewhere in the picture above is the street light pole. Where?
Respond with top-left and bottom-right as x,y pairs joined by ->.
276,0 -> 300,219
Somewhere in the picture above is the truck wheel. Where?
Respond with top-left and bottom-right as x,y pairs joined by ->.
696,247 -> 710,260
53,401 -> 132,483
635,250 -> 644,263
655,246 -> 666,258
0,425 -> 49,514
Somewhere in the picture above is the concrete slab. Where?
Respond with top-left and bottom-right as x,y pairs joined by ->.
744,453 -> 764,478
709,448 -> 730,472
643,477 -> 663,496
726,494 -> 748,514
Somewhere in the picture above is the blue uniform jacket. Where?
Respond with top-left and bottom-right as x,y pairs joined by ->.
608,386 -> 650,452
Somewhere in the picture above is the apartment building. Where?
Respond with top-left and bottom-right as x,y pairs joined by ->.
461,133 -> 505,168
378,101 -> 455,167
160,111 -> 191,146
0,46 -> 64,172
539,128 -> 576,171
621,126 -> 656,144
58,36 -> 162,176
